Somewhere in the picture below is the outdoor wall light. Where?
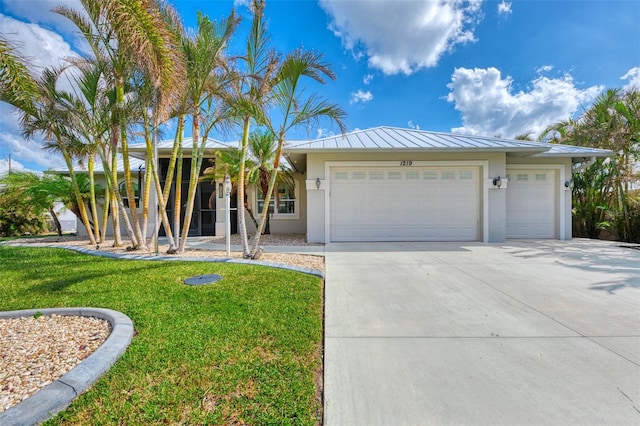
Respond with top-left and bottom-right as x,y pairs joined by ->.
492,176 -> 502,188
316,177 -> 321,189
564,179 -> 574,189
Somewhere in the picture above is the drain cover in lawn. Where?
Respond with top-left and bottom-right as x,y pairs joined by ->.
184,274 -> 223,286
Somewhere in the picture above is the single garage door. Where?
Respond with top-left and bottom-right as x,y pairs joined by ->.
506,169 -> 556,238
330,166 -> 479,242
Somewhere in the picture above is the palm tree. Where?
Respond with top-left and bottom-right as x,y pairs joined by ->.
0,172 -> 84,236
174,11 -> 238,253
246,131 -> 295,235
17,68 -> 99,245
55,0 -> 186,250
228,0 -> 279,258
546,87 -> 640,241
248,48 -> 346,258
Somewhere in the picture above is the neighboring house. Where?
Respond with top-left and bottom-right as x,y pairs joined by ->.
70,127 -> 611,243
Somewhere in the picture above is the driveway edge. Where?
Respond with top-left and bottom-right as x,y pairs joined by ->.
0,308 -> 134,426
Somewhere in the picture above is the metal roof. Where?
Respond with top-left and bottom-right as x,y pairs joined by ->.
286,127 -> 549,153
532,143 -> 612,159
285,126 -> 613,160
128,137 -> 236,158
51,155 -> 146,174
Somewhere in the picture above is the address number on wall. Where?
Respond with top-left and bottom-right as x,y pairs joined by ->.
400,160 -> 413,166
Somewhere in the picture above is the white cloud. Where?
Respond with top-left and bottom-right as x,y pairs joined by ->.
0,15 -> 78,73
0,131 -> 66,172
536,65 -> 554,73
316,128 -> 336,139
350,89 -> 373,104
621,67 -> 640,90
497,1 -> 512,15
0,16 -> 79,174
363,74 -> 374,85
407,121 -> 420,130
319,0 -> 483,75
446,67 -> 603,138
0,1 -> 90,54
0,157 -> 33,178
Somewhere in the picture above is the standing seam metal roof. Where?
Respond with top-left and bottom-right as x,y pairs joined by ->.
285,126 -> 551,151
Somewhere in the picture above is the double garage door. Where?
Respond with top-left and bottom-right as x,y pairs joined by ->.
330,166 -> 479,242
328,166 -> 558,242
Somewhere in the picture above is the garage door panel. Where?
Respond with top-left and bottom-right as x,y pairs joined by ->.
330,167 -> 479,242
506,169 -> 555,239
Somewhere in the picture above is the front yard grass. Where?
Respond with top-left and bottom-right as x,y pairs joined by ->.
0,246 -> 323,425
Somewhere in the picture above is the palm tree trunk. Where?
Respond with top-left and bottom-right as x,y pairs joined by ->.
163,114 -> 185,205
141,156 -> 152,238
145,130 -> 177,251
109,148 -> 122,246
88,155 -> 101,243
237,117 -> 251,257
60,148 -> 96,246
173,146 -> 183,247
48,207 -> 63,236
250,166 -> 278,258
98,145 -> 138,248
178,112 -> 202,253
117,82 -> 147,250
101,189 -> 110,242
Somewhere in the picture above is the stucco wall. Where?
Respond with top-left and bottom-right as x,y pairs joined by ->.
302,151 -> 572,243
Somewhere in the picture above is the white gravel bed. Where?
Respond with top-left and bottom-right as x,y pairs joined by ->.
6,234 -> 325,272
0,315 -> 111,413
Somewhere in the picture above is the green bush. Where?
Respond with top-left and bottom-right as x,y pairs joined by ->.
0,204 -> 47,237
611,197 -> 640,243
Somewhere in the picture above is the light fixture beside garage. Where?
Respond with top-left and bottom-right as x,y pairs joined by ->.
492,176 -> 502,188
316,177 -> 321,189
564,179 -> 574,189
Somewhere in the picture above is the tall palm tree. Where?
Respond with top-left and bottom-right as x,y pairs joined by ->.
17,67 -> 99,245
55,0 -> 186,250
174,11 -> 238,253
248,49 -> 346,258
225,0 -> 280,258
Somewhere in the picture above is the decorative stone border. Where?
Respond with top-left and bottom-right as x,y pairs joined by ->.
0,308 -> 134,426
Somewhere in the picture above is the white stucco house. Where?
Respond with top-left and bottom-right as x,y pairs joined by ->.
74,126 -> 611,243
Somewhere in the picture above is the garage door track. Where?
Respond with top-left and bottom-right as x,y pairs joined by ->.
323,240 -> 640,425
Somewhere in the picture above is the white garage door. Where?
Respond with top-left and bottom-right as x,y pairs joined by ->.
506,169 -> 556,238
330,167 -> 479,242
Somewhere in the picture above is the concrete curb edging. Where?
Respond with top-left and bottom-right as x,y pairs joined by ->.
5,243 -> 325,278
0,308 -> 134,426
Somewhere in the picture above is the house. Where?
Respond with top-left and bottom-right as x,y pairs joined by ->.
285,127 -> 610,243
72,127 -> 611,243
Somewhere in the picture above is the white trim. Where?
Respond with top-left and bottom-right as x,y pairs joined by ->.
506,164 -> 566,240
254,182 -> 300,220
323,160 -> 490,243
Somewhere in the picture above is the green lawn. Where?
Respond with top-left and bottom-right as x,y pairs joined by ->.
0,246 -> 323,425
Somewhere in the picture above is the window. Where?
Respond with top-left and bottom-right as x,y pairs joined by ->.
256,182 -> 297,217
119,181 -> 140,208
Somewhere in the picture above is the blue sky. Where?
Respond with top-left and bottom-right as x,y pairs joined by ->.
1,0 -> 639,175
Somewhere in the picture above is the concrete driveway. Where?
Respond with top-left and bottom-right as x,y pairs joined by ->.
323,240 -> 640,426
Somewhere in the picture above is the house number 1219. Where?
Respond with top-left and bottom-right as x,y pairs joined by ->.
400,160 -> 413,166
